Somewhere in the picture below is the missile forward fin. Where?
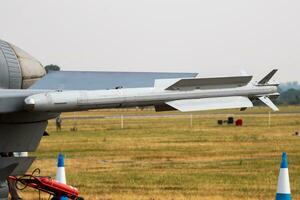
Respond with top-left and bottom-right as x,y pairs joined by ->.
166,96 -> 253,112
258,96 -> 279,111
155,76 -> 252,91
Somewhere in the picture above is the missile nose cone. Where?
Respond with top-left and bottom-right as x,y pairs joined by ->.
24,97 -> 35,111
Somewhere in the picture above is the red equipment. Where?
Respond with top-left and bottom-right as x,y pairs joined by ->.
235,119 -> 243,126
9,171 -> 83,200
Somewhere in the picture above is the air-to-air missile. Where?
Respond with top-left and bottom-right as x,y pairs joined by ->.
24,70 -> 279,113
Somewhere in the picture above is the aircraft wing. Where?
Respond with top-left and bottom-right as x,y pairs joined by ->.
31,71 -> 197,90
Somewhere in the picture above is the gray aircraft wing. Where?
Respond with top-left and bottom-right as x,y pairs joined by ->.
31,71 -> 197,90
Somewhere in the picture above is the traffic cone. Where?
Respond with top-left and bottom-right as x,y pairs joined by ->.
56,153 -> 68,200
276,152 -> 292,200
56,153 -> 66,184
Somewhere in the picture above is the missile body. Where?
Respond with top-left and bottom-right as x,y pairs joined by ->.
24,83 -> 278,112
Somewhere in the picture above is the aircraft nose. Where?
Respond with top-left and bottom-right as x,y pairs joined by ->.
24,97 -> 35,111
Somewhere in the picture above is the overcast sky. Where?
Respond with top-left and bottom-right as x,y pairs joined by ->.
0,0 -> 299,82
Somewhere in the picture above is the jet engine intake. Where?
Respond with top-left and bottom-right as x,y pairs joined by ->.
0,39 -> 46,89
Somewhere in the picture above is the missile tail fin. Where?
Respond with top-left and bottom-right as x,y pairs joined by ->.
258,69 -> 278,84
258,96 -> 279,111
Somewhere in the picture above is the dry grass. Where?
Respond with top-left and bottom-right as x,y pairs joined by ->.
20,106 -> 300,199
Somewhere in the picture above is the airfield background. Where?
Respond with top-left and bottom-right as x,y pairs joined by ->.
18,106 -> 300,199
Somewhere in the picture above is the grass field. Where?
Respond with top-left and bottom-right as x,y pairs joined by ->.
20,106 -> 300,199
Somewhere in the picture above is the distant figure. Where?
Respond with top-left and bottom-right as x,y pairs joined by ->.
56,116 -> 62,132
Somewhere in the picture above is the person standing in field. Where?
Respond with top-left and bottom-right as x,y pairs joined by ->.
56,116 -> 62,132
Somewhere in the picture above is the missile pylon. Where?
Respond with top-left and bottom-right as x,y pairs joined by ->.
276,152 -> 292,200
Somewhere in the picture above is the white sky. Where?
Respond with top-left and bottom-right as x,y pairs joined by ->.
0,0 -> 299,82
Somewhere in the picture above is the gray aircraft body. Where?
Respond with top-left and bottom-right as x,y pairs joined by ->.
0,39 -> 279,198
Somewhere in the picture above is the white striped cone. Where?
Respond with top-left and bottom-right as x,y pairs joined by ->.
56,153 -> 68,200
276,152 -> 292,200
56,153 -> 66,184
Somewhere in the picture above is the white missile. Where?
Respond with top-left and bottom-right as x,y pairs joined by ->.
24,70 -> 279,113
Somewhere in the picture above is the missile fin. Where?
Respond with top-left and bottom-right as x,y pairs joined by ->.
258,96 -> 279,111
159,76 -> 252,90
258,69 -> 278,84
166,96 -> 253,112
